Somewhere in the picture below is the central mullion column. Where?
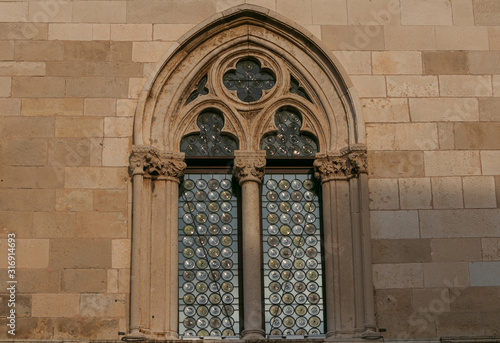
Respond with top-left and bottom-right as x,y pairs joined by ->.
234,150 -> 266,340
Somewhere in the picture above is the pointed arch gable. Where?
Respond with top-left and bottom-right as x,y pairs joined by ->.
133,4 -> 365,153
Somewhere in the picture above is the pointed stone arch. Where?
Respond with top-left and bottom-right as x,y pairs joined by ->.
128,4 -> 377,341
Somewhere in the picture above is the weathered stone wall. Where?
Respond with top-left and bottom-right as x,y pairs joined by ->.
0,0 -> 499,340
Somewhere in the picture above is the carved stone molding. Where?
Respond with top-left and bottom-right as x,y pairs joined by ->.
129,145 -> 187,181
233,150 -> 266,184
314,147 -> 368,183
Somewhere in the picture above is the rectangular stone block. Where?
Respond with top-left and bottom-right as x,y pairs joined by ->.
368,151 -> 424,178
401,0 -> 452,25
64,41 -> 132,62
0,293 -> 30,318
321,25 -> 385,51
17,239 -> 50,268
469,262 -> 500,286
36,167 -> 64,189
65,167 -> 128,189
33,212 -> 76,238
277,0 -> 312,26
53,318 -> 120,340
86,62 -> 143,77
93,23 -> 111,40
32,294 -> 79,317
385,26 -> 435,50
367,123 -> 438,150
370,210 -> 420,239
132,41 -> 173,62
66,77 -> 129,98
469,51 -> 500,74
0,2 -> 28,22
360,98 -> 409,123
424,151 -> 481,177
473,0 -> 500,25
28,1 -> 73,23
93,190 -> 127,212
372,239 -> 432,264
435,26 -> 489,50
0,99 -> 21,116
431,238 -> 482,262
373,263 -> 423,289
72,1 -> 126,23
0,23 -> 48,41
102,138 -> 131,167
110,24 -> 152,41
387,76 -> 438,97
56,189 -> 93,212
0,61 -> 45,76
107,269 -> 119,293
431,177 -> 464,209
49,138 -> 91,167
451,0 -> 474,25
0,117 -> 54,138
350,76 -> 386,97
482,238 -> 500,261
347,0 -> 400,25
61,269 -> 107,293
399,178 -> 432,209
50,238 -> 112,269
412,288 -> 451,314
80,294 -> 126,318
455,123 -> 500,150
0,138 -> 47,166
312,0 -> 347,25
117,99 -> 136,117
84,98 -> 116,117
0,189 -> 54,211
12,77 -> 65,98
46,61 -> 85,77
0,318 -> 53,339
112,239 -> 131,269
48,23 -> 93,41
0,211 -> 32,238
463,176 -> 496,209
55,117 -> 103,138
372,51 -> 421,75
489,26 -> 500,50
76,212 -> 127,238
375,289 -> 413,314
0,77 -> 11,97
368,178 -> 399,210
22,98 -> 83,117
423,262 -> 470,288
15,41 -> 63,62
0,41 -> 14,60
153,23 -> 195,41
0,166 -> 37,189
481,151 -> 500,176
422,51 -> 468,75
450,286 -> 500,313
104,117 -> 133,138
126,0 -> 216,24
479,98 -> 500,121
128,77 -> 146,98
440,122 -> 457,148
118,268 -> 130,293
409,98 -> 478,122
420,209 -> 500,238
332,51 -> 371,75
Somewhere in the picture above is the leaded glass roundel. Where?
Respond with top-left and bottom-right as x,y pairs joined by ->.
223,59 -> 276,102
262,174 -> 324,336
179,174 -> 240,337
261,108 -> 318,157
180,111 -> 238,157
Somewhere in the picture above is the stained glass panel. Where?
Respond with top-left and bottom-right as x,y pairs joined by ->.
180,111 -> 238,157
261,108 -> 318,157
223,59 -> 276,102
262,174 -> 324,337
179,174 -> 240,337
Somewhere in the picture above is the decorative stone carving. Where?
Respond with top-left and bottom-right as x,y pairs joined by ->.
233,150 -> 266,184
314,147 -> 368,182
129,145 -> 186,181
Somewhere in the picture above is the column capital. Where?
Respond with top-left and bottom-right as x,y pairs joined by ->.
314,147 -> 368,183
233,150 -> 266,185
129,145 -> 187,182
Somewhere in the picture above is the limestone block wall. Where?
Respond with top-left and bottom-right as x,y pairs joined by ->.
0,0 -> 499,341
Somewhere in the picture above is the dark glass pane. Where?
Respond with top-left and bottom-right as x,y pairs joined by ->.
223,59 -> 276,102
179,174 -> 240,337
180,111 -> 238,157
262,174 -> 324,336
186,75 -> 209,104
290,76 -> 311,102
261,108 -> 318,158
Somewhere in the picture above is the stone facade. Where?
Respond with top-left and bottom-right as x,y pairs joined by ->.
0,0 -> 499,342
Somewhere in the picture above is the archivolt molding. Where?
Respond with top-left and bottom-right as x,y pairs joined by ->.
133,4 -> 366,154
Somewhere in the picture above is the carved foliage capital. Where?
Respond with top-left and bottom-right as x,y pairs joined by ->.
314,148 -> 367,183
129,145 -> 187,181
233,151 -> 266,184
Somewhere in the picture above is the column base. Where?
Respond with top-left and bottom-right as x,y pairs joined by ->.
361,329 -> 383,340
241,329 -> 266,340
122,329 -> 147,342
